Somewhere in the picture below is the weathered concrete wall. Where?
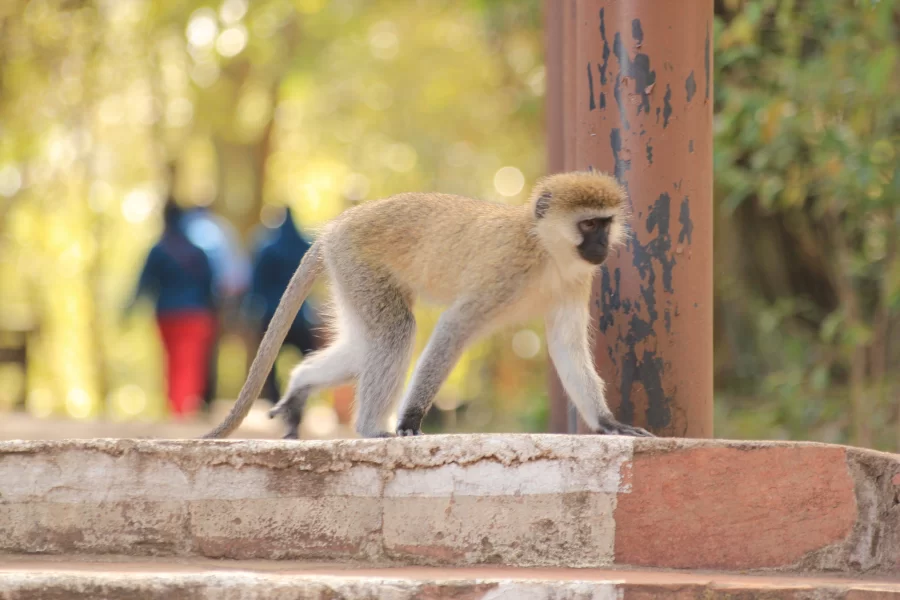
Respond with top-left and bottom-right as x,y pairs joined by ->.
0,435 -> 897,575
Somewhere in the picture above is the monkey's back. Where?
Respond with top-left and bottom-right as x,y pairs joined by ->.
325,193 -> 546,305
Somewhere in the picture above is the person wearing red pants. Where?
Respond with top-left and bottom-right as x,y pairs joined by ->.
126,199 -> 218,419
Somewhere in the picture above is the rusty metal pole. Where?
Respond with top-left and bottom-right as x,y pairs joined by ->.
561,0 -> 588,434
569,0 -> 714,437
543,0 -> 570,434
550,0 -> 588,433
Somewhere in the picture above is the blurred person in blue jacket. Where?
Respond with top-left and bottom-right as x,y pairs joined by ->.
244,205 -> 321,413
125,199 -> 217,418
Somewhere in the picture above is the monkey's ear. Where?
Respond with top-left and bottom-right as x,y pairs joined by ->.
535,191 -> 551,219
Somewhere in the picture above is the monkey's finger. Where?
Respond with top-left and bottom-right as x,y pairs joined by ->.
396,428 -> 423,437
616,425 -> 654,437
594,418 -> 656,438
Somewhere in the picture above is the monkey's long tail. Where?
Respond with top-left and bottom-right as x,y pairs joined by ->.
201,239 -> 325,439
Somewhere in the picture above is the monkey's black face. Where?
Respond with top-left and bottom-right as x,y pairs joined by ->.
577,217 -> 612,265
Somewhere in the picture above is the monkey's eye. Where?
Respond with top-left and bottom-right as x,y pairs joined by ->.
578,219 -> 599,233
578,218 -> 610,234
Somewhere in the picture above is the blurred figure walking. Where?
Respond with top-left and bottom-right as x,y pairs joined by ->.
182,205 -> 251,413
244,206 -> 320,406
125,199 -> 217,419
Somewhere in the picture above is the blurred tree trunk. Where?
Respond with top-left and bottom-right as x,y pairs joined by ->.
72,17 -> 109,411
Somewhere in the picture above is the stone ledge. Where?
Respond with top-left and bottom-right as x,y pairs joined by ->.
0,435 -> 897,575
0,565 -> 898,600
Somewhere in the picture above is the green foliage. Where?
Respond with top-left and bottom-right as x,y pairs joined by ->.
713,0 -> 900,449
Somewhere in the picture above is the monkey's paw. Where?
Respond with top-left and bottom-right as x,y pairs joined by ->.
396,428 -> 423,437
593,416 -> 655,437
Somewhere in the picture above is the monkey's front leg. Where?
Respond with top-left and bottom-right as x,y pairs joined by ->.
396,303 -> 483,436
545,302 -> 654,437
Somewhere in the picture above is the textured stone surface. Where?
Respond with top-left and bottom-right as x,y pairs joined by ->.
0,436 -> 631,567
0,435 -> 897,574
0,566 -> 898,600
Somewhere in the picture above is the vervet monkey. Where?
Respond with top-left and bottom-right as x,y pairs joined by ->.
203,171 -> 653,439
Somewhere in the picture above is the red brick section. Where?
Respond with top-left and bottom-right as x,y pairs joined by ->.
614,444 -> 858,570
623,587 -> 900,599
845,593 -> 900,600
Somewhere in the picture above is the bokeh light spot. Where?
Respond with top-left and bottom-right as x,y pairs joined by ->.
369,21 -> 399,60
65,388 -> 93,420
512,329 -> 541,359
186,8 -> 218,49
122,188 -> 157,224
112,384 -> 148,418
217,25 -> 248,58
0,165 -> 22,197
493,166 -> 525,197
219,0 -> 248,25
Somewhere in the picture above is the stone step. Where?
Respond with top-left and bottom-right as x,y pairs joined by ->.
0,435 -> 898,576
0,558 -> 899,599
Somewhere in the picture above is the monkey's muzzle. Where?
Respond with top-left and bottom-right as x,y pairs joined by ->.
578,230 -> 610,265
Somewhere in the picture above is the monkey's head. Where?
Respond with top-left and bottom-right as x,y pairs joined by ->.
529,170 -> 630,267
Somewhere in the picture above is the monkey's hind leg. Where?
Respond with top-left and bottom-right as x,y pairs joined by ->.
268,339 -> 360,431
329,269 -> 417,439
353,304 -> 416,438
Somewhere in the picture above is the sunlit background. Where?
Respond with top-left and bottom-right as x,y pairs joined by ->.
0,0 -> 897,449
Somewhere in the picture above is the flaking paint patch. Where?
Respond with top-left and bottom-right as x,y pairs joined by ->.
610,129 -> 631,190
662,84 -> 672,128
599,266 -> 621,334
598,8 -> 611,85
678,197 -> 694,245
631,19 -> 644,45
685,71 -> 697,102
588,62 -> 597,110
611,26 -> 656,120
